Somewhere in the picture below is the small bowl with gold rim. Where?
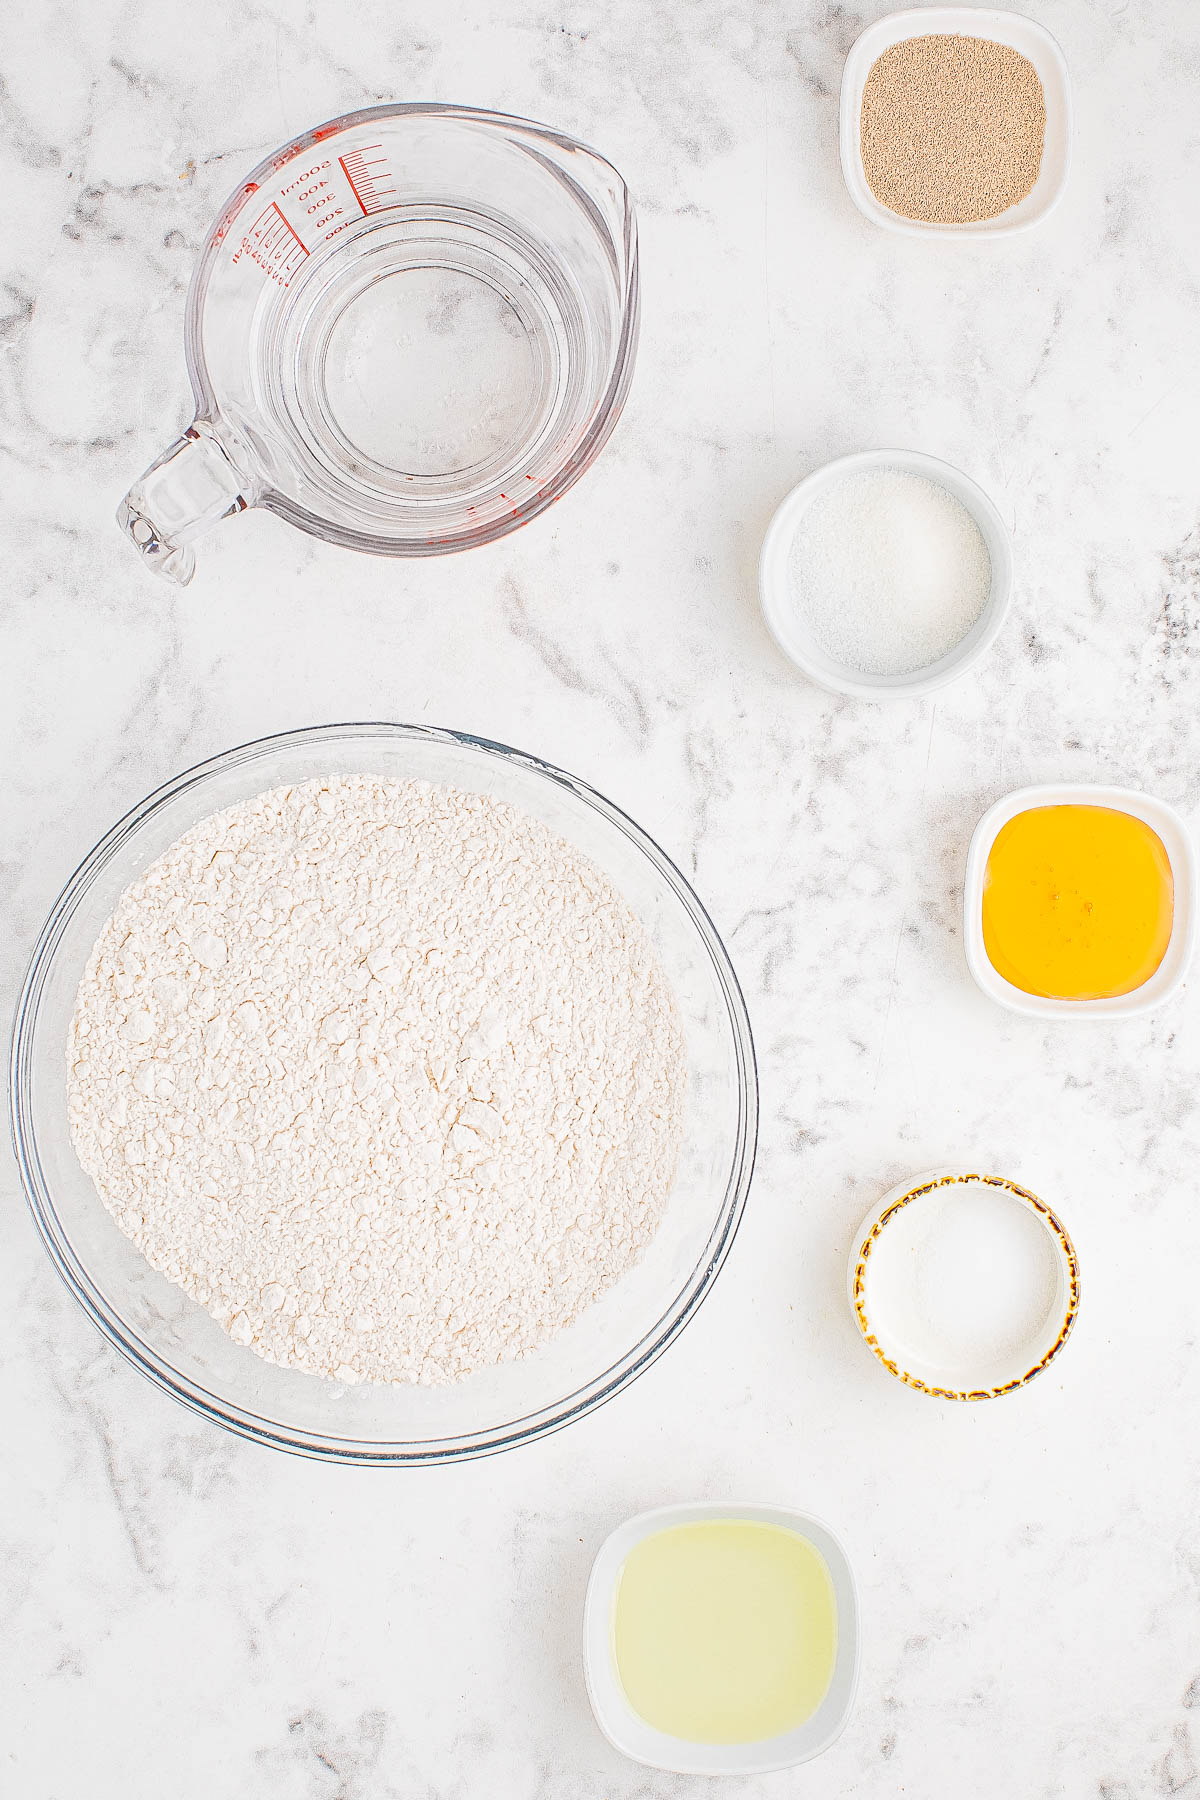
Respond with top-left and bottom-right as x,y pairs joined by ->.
847,1168 -> 1079,1400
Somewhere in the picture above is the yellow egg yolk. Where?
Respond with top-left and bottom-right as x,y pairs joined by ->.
982,804 -> 1174,1002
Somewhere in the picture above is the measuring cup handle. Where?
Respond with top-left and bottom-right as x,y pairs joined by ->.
117,422 -> 250,585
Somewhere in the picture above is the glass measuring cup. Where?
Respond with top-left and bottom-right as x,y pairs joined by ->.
119,104 -> 640,584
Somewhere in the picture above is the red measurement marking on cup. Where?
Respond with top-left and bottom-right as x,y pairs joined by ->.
234,200 -> 309,287
338,145 -> 396,215
230,146 -> 394,289
213,181 -> 259,246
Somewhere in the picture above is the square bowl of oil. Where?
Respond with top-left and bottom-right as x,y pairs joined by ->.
583,1501 -> 859,1773
964,784 -> 1197,1019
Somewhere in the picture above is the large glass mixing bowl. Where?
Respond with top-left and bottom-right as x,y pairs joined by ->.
10,725 -> 757,1464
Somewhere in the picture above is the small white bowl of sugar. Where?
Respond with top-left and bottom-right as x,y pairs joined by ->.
759,449 -> 1012,699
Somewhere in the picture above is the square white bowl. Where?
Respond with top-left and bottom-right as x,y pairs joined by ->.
840,7 -> 1072,238
964,784 -> 1197,1018
583,1500 -> 859,1774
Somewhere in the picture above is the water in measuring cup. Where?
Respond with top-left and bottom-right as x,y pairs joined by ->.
261,189 -> 573,497
120,108 -> 639,581
325,265 -> 538,476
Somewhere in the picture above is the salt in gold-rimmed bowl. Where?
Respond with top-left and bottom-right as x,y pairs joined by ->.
847,1167 -> 1079,1400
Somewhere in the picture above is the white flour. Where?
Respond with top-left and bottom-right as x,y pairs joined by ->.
67,775 -> 686,1385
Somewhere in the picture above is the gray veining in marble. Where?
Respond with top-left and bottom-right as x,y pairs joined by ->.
4,0 -> 1200,1794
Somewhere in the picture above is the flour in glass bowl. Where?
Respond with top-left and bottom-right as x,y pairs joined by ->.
66,776 -> 686,1386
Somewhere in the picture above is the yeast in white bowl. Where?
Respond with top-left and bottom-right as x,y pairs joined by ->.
839,7 -> 1072,238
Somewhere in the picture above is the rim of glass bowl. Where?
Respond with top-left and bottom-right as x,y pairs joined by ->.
9,722 -> 758,1465
187,103 -> 642,557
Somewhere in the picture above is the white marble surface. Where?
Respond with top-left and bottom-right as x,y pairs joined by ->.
4,0 -> 1200,1793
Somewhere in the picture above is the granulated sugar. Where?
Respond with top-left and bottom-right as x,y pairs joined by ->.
67,775 -> 686,1386
860,34 -> 1045,226
788,467 -> 991,677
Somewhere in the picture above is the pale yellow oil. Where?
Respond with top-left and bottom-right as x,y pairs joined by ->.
611,1519 -> 836,1744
